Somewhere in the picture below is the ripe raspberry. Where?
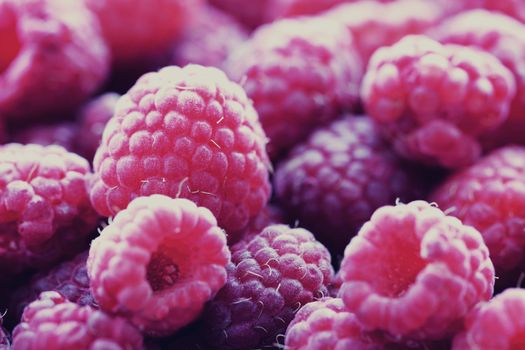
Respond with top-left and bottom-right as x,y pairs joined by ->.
452,288 -> 525,350
12,291 -> 143,350
0,144 -> 98,277
430,146 -> 525,273
10,251 -> 95,323
0,0 -> 109,122
435,0 -> 525,23
230,205 -> 285,245
208,0 -> 269,29
225,17 -> 362,158
172,4 -> 248,70
88,195 -> 231,336
339,201 -> 495,340
269,0 -> 397,19
201,224 -> 334,349
89,65 -> 271,235
84,0 -> 202,65
324,0 -> 444,64
12,122 -> 77,152
362,35 -> 516,168
75,93 -> 120,161
274,117 -> 421,253
432,10 -> 525,148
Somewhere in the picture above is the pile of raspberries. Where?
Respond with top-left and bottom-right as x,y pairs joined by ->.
2,0 -> 525,349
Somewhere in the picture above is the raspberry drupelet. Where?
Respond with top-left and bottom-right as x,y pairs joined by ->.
89,65 -> 271,236
362,35 -> 516,168
0,0 -> 109,122
201,224 -> 334,349
432,10 -> 525,148
88,195 -> 231,336
0,144 -> 98,277
83,0 -> 202,65
339,201 -> 495,340
225,17 -> 362,158
431,146 -> 525,273
11,291 -> 143,350
75,92 -> 120,162
452,288 -> 525,350
274,117 -> 421,253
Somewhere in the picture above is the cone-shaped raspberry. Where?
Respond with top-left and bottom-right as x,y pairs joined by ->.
12,291 -> 143,350
339,201 -> 495,340
89,65 -> 271,236
201,224 -> 334,349
88,195 -> 231,336
362,35 -> 516,168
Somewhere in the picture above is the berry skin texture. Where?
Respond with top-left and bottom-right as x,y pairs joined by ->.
324,0 -> 444,64
89,65 -> 271,235
339,201 -> 495,340
76,93 -> 120,162
10,251 -> 95,323
172,4 -> 248,70
275,117 -> 420,253
362,35 -> 516,168
0,144 -> 98,277
12,122 -> 78,153
201,224 -> 334,350
225,17 -> 362,158
430,146 -> 525,273
452,288 -> 525,350
88,195 -> 231,336
432,10 -> 525,148
12,291 -> 143,350
83,0 -> 202,65
0,0 -> 109,122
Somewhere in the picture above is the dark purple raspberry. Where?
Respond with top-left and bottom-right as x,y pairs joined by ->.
201,224 -> 334,349
274,117 -> 421,253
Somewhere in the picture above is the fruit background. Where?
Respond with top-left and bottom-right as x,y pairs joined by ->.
1,0 -> 525,349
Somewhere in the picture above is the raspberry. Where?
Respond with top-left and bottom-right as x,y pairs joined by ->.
435,0 -> 525,23
88,195 -> 230,336
274,117 -> 421,253
432,10 -> 525,148
0,317 -> 8,350
75,93 -> 120,161
231,205 -> 285,245
10,251 -> 95,323
430,146 -> 525,273
12,291 -> 143,350
339,201 -> 495,340
225,17 -> 362,158
172,4 -> 248,70
0,144 -> 98,277
362,35 -> 516,168
324,0 -> 444,64
208,0 -> 270,29
12,122 -> 77,152
89,65 -> 271,235
452,288 -> 525,350
0,0 -> 109,122
84,0 -> 202,65
200,224 -> 334,349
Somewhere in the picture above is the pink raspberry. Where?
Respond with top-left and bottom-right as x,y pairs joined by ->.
339,201 -> 495,340
324,0 -> 444,64
435,0 -> 525,23
452,288 -> 525,350
432,10 -> 525,148
172,4 -> 248,70
430,146 -> 525,273
0,0 -> 109,122
362,35 -> 516,168
84,0 -> 202,65
12,122 -> 77,152
0,144 -> 98,277
274,117 -> 421,253
208,0 -> 270,29
10,251 -> 95,323
75,93 -> 120,161
89,65 -> 271,235
88,195 -> 231,336
12,291 -> 143,350
201,224 -> 334,349
225,17 -> 362,158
